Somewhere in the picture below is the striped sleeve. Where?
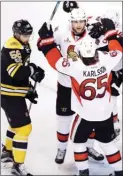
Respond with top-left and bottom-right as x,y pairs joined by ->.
7,63 -> 23,77
6,62 -> 31,81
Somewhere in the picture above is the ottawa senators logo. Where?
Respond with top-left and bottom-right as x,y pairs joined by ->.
67,45 -> 79,61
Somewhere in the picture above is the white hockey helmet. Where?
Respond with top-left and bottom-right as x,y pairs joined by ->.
76,37 -> 98,65
79,37 -> 96,57
69,8 -> 87,22
102,9 -> 120,28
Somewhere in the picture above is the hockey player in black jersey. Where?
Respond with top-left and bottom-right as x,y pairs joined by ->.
1,19 -> 45,175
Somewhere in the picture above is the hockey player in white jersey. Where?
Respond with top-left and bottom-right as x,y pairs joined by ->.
51,5 -> 104,164
87,9 -> 123,141
37,19 -> 123,176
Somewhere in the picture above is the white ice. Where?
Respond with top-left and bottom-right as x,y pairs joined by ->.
1,84 -> 122,175
1,2 -> 122,175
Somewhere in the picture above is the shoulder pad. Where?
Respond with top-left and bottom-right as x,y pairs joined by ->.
4,37 -> 23,49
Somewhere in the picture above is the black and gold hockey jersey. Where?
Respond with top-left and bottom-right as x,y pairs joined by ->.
1,36 -> 32,97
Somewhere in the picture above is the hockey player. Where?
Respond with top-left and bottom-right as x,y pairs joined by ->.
37,21 -> 122,176
87,9 -> 123,141
1,20 -> 45,175
50,5 -> 104,164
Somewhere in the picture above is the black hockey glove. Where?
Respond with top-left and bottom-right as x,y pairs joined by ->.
26,83 -> 38,104
101,18 -> 115,33
38,22 -> 53,39
29,63 -> 45,83
88,22 -> 104,39
101,18 -> 118,41
37,22 -> 57,54
63,1 -> 79,13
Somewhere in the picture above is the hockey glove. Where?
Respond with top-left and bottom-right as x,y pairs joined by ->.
88,22 -> 104,39
101,18 -> 115,33
26,83 -> 38,104
63,1 -> 79,13
101,18 -> 118,40
37,22 -> 57,54
29,63 -> 45,83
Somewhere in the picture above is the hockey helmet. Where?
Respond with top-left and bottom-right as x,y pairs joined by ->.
12,19 -> 33,35
69,8 -> 87,22
77,37 -> 98,65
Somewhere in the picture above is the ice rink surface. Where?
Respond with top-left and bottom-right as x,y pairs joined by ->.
1,84 -> 122,175
1,1 -> 122,175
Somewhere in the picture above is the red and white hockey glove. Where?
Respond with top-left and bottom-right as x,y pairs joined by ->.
37,22 -> 57,54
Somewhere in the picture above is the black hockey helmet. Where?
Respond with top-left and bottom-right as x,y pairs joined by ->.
12,19 -> 33,35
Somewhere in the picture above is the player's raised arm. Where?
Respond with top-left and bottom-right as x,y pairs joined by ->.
37,22 -> 63,70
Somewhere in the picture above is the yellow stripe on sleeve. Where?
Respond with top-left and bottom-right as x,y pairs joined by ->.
1,83 -> 29,90
10,63 -> 23,77
7,63 -> 17,72
1,91 -> 26,97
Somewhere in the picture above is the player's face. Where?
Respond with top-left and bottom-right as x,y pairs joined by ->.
20,35 -> 31,44
71,20 -> 86,34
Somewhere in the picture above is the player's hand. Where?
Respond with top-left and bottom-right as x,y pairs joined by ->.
37,22 -> 57,52
26,83 -> 38,104
101,18 -> 118,40
88,22 -> 104,39
101,18 -> 115,33
63,1 -> 79,13
38,22 -> 53,39
37,22 -> 54,50
29,63 -> 45,83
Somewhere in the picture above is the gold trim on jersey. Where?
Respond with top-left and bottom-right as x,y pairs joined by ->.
7,63 -> 17,71
1,83 -> 29,97
4,37 -> 23,49
7,63 -> 23,77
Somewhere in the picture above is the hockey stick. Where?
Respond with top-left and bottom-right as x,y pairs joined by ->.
50,1 -> 61,21
28,2 -> 61,113
47,1 -> 61,28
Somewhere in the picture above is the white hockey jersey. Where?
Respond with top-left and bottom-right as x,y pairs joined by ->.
45,46 -> 122,121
